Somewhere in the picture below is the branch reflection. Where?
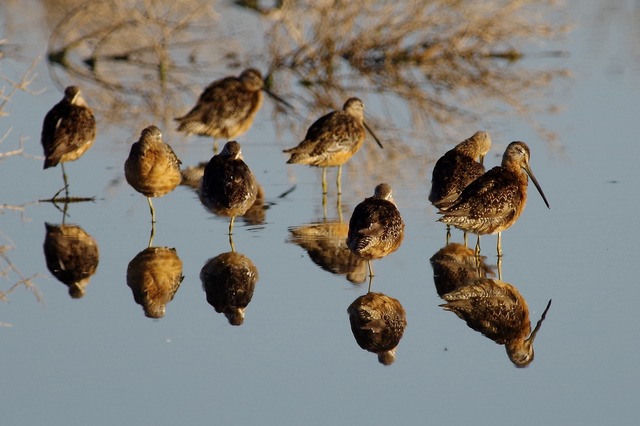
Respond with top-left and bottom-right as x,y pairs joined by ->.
43,0 -> 568,157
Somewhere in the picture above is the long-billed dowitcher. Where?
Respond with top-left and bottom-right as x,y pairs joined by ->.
283,97 -> 383,195
199,141 -> 258,235
125,126 -> 182,224
438,141 -> 549,256
440,278 -> 552,367
175,68 -> 287,152
429,131 -> 492,210
347,292 -> 407,365
430,131 -> 491,244
41,86 -> 96,198
346,183 -> 404,277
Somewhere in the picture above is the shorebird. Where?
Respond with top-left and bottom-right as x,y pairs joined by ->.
283,97 -> 383,195
346,183 -> 404,277
438,141 -> 549,256
348,292 -> 407,365
175,68 -> 289,152
440,278 -> 552,368
41,86 -> 96,198
199,141 -> 258,235
430,131 -> 492,209
124,126 -> 182,224
429,131 -> 492,245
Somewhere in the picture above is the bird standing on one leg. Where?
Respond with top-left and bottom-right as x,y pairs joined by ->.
125,126 -> 182,224
438,141 -> 550,256
283,97 -> 383,195
41,86 -> 96,198
346,183 -> 405,278
199,141 -> 258,235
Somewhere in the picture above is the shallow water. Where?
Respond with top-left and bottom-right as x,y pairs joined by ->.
2,1 -> 640,425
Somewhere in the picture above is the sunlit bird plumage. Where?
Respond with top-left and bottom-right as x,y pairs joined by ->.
175,68 -> 265,152
41,86 -> 96,196
346,183 -> 404,277
199,141 -> 258,235
283,97 -> 381,194
437,141 -> 549,255
429,130 -> 492,210
125,126 -> 182,223
440,278 -> 552,368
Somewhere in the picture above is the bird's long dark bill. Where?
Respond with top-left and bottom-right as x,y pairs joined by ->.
524,166 -> 550,208
263,88 -> 295,111
526,299 -> 552,343
363,121 -> 384,149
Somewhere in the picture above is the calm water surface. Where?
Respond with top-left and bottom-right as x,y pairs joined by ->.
2,1 -> 639,425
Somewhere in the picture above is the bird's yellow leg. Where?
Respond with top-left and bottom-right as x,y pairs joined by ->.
148,197 -> 156,224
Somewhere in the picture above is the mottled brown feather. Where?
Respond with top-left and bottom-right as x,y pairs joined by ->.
283,97 -> 366,167
41,86 -> 96,169
175,68 -> 264,139
438,141 -> 545,236
125,126 -> 182,198
347,183 -> 405,261
199,141 -> 258,218
429,131 -> 492,209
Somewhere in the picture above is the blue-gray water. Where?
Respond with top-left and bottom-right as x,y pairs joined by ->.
2,1 -> 639,425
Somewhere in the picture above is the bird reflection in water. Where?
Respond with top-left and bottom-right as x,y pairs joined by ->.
126,246 -> 184,319
200,253 -> 258,326
43,222 -> 100,298
430,243 -> 551,367
430,243 -> 494,297
347,290 -> 407,365
288,221 -> 368,284
200,235 -> 259,326
440,279 -> 552,368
